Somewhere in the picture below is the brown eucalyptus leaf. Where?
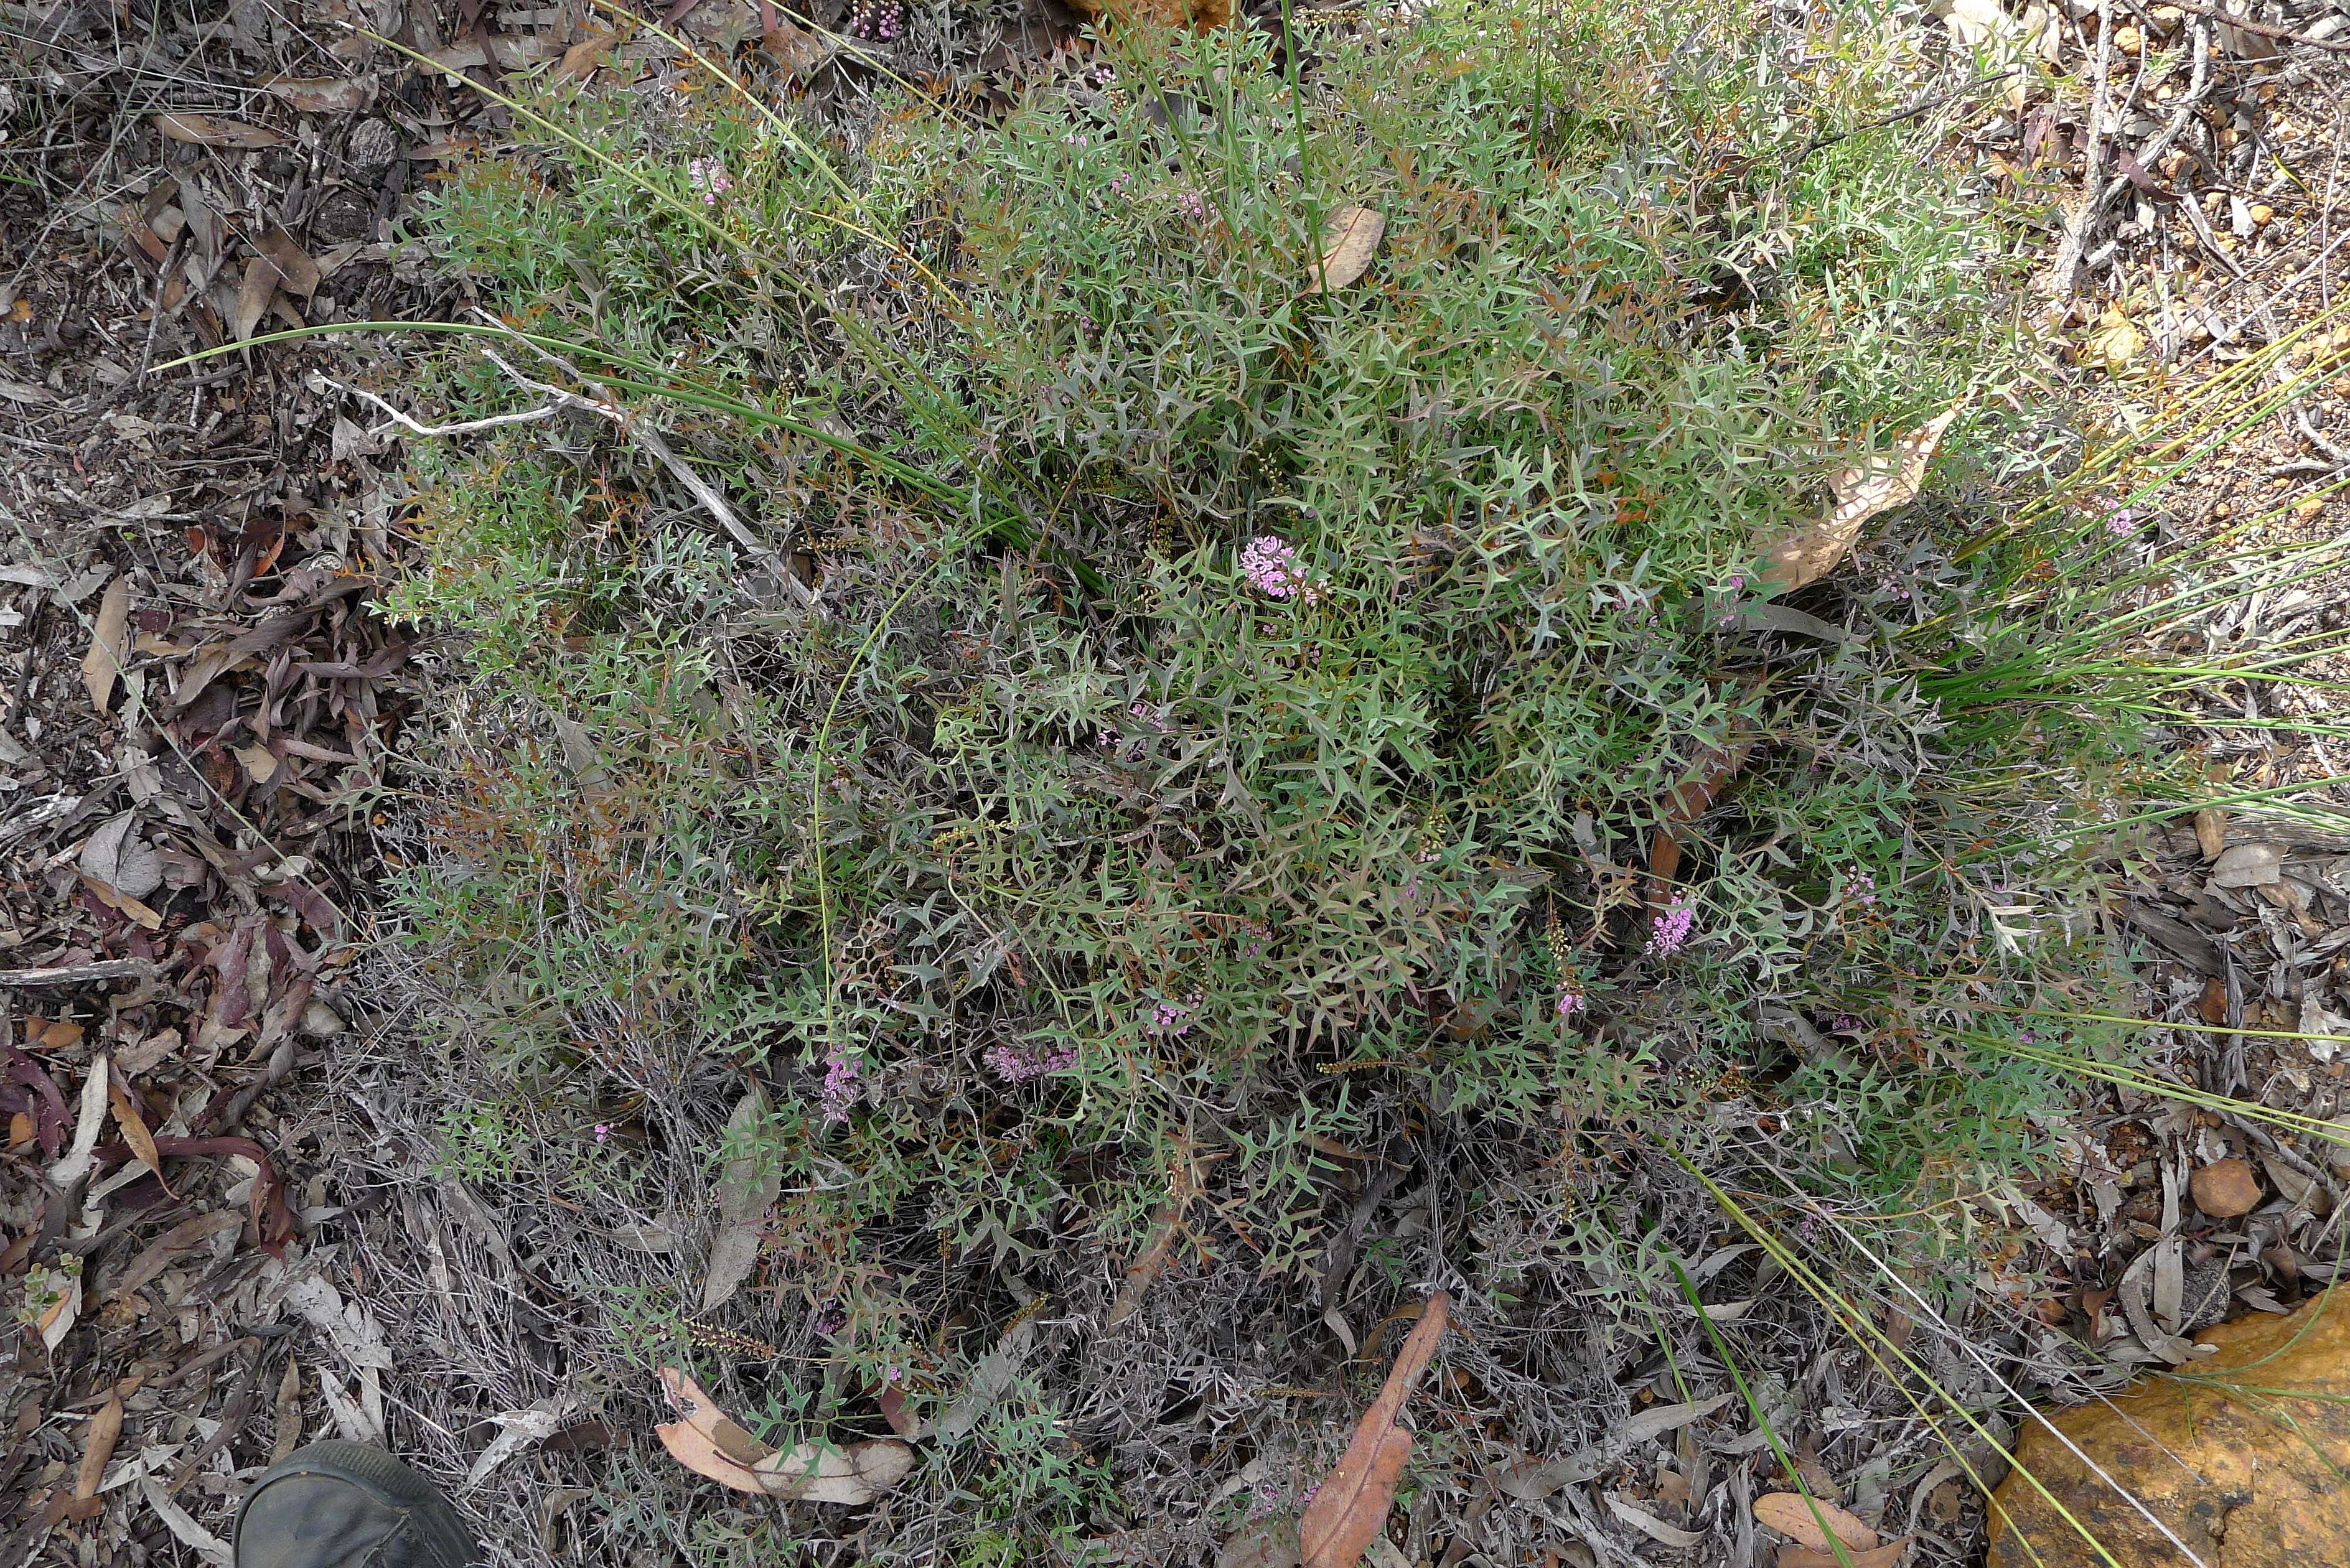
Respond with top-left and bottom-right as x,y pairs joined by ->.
1647,738 -> 1754,890
253,224 -> 321,299
82,576 -> 129,713
1758,408 -> 1960,597
1298,1292 -> 1449,1568
1305,206 -> 1385,296
230,256 -> 279,343
554,32 -> 616,82
702,1088 -> 780,1310
154,112 -> 287,148
1753,1491 -> 1880,1552
260,76 -> 375,113
108,1072 -> 172,1195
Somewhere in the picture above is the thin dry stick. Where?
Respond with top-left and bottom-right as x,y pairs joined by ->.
2054,0 -> 2118,297
475,339 -> 817,610
2156,0 -> 2350,54
327,378 -> 562,439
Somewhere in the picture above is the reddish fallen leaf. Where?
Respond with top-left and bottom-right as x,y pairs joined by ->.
878,1382 -> 922,1438
1298,1292 -> 1450,1568
1753,1491 -> 1880,1553
1647,737 -> 1755,901
94,1135 -> 295,1256
1,1045 -> 68,1159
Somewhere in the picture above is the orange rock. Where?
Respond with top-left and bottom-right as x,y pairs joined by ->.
1986,1289 -> 2350,1568
2191,1156 -> 2262,1218
1065,0 -> 1235,27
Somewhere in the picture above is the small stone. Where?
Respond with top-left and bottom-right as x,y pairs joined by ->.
2191,1157 -> 2262,1218
298,1000 -> 347,1038
2193,807 -> 2226,861
2250,203 -> 2276,226
2210,841 -> 2282,889
1988,1290 -> 2350,1568
2112,23 -> 2143,52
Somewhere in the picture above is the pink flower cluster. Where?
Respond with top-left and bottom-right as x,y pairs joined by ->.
985,1041 -> 1079,1083
1843,867 -> 1877,908
1147,993 -> 1201,1038
1176,188 -> 1207,222
687,157 -> 733,206
1555,985 -> 1586,1019
1240,536 -> 1318,602
847,0 -> 902,40
819,1045 -> 860,1124
1646,898 -> 1695,958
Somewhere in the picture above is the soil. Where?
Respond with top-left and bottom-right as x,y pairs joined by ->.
4,1 -> 2349,1565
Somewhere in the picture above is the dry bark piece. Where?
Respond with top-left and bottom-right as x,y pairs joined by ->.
1753,1491 -> 1880,1552
154,113 -> 286,148
2189,1156 -> 2261,1218
82,576 -> 130,713
1306,207 -> 1386,296
1759,409 -> 1960,597
1298,1292 -> 1449,1568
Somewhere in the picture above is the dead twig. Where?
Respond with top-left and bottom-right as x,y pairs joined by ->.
2054,0 -> 2118,297
2156,0 -> 2350,54
472,332 -> 818,611
326,378 -> 563,440
1,959 -> 156,987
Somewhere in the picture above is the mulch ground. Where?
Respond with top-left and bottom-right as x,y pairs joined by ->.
4,1 -> 2349,1564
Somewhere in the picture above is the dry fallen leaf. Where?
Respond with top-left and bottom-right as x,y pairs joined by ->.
1753,1491 -> 1881,1553
554,32 -> 616,82
2087,304 -> 2144,373
254,223 -> 321,299
154,112 -> 286,148
260,75 -> 375,114
1305,206 -> 1385,296
1647,738 -> 1754,894
657,1367 -> 914,1504
108,1071 -> 173,1195
1778,1539 -> 1913,1568
1759,408 -> 1960,597
1297,1292 -> 1449,1568
80,810 -> 164,900
68,1392 -> 123,1521
702,1088 -> 780,1310
82,575 -> 129,713
29,1260 -> 82,1351
230,256 -> 280,343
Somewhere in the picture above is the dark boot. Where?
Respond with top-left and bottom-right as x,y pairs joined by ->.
233,1441 -> 476,1568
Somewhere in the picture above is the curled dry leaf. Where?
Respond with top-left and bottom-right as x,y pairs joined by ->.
154,112 -> 286,148
82,576 -> 129,714
1753,1491 -> 1880,1553
108,1071 -> 172,1195
1305,206 -> 1385,296
260,75 -> 375,114
703,1088 -> 780,1310
1758,408 -> 1960,597
657,1367 -> 914,1505
1297,1292 -> 1449,1568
